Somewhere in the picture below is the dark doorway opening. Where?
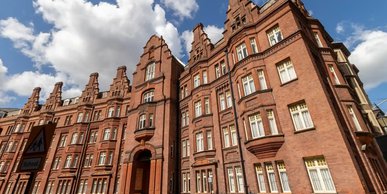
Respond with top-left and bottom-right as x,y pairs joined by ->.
130,150 -> 151,194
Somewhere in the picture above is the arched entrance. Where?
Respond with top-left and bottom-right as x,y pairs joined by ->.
130,150 -> 152,194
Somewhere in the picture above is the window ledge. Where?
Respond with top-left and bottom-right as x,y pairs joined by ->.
312,192 -> 338,194
280,78 -> 298,87
294,127 -> 316,134
219,107 -> 232,114
193,150 -> 216,160
238,88 -> 273,104
222,145 -> 238,151
192,114 -> 213,123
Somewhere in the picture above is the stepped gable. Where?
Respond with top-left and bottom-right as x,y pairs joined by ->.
42,82 -> 63,111
21,87 -> 41,114
223,0 -> 259,40
188,23 -> 214,65
79,72 -> 99,104
108,66 -> 131,98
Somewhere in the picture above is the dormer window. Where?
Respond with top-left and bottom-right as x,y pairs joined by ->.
145,62 -> 155,81
143,90 -> 155,103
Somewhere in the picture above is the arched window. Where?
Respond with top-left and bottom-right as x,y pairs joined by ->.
145,62 -> 155,81
143,90 -> 155,103
139,114 -> 146,129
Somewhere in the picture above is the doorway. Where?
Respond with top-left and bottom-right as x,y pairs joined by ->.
130,150 -> 151,194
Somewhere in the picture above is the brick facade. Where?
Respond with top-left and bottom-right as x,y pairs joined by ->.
0,0 -> 386,194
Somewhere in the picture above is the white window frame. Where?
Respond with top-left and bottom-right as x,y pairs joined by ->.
268,26 -> 283,46
289,103 -> 314,131
64,155 -> 72,168
219,94 -> 226,111
314,32 -> 323,47
266,164 -> 279,193
236,43 -> 248,61
194,74 -> 200,88
182,140 -> 187,157
268,110 -> 279,135
194,101 -> 202,118
59,134 -> 67,147
227,168 -> 236,193
196,171 -> 201,193
204,97 -> 210,114
207,131 -> 213,150
305,158 -> 336,193
215,64 -> 221,78
71,133 -> 78,145
242,75 -> 256,96
196,132 -> 204,152
103,128 -> 110,140
77,113 -> 84,123
348,106 -> 363,131
223,127 -> 230,148
221,62 -> 227,75
203,71 -> 208,84
249,114 -> 265,138
255,165 -> 266,193
149,114 -> 154,127
250,38 -> 258,54
226,91 -> 232,108
230,125 -> 238,146
277,60 -> 297,84
98,152 -> 107,166
328,64 -> 341,85
145,62 -> 155,81
108,107 -> 114,118
143,90 -> 154,103
277,162 -> 291,193
236,167 -> 245,193
257,70 -> 268,90
139,114 -> 146,129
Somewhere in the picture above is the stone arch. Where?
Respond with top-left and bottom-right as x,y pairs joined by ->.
129,143 -> 157,163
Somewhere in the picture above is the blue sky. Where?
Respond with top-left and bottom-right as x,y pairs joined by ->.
0,0 -> 386,112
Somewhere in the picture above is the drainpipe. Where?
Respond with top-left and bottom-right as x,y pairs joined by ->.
225,49 -> 249,194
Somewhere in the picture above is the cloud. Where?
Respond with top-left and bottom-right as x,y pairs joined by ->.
336,23 -> 345,34
181,25 -> 224,56
161,0 -> 198,19
348,30 -> 387,89
0,59 -> 16,105
0,0 -> 186,106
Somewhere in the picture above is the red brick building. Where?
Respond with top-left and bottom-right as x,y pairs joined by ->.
0,0 -> 386,194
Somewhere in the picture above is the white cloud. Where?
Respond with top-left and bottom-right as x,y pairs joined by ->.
349,30 -> 387,89
4,71 -> 65,98
336,23 -> 345,34
204,25 -> 224,44
181,30 -> 193,57
0,0 -> 186,105
161,0 -> 198,19
181,25 -> 224,56
0,59 -> 16,105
